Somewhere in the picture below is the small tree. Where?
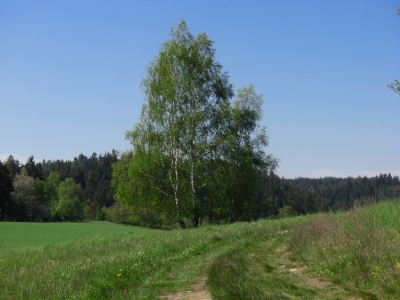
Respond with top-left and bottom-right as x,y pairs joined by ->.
11,169 -> 36,221
115,20 -> 234,228
55,178 -> 84,221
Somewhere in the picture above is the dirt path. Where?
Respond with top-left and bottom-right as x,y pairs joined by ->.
160,279 -> 212,300
276,245 -> 362,299
160,240 -> 363,300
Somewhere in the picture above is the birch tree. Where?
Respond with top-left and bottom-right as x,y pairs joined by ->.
114,20 -> 233,228
11,169 -> 36,221
112,21 -> 278,228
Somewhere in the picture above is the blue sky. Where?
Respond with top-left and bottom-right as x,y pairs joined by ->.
0,0 -> 399,179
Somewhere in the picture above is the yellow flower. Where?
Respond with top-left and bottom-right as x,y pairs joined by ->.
117,273 -> 122,277
135,263 -> 138,266
397,263 -> 400,268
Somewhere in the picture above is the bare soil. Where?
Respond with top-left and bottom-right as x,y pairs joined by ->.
160,280 -> 212,300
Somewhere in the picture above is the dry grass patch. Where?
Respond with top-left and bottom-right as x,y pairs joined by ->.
288,201 -> 400,299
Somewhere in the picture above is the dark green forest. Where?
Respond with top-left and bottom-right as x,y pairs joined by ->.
0,152 -> 118,222
288,175 -> 400,210
0,153 -> 398,226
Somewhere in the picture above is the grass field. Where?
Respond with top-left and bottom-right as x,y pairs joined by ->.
1,199 -> 399,299
0,221 -> 146,251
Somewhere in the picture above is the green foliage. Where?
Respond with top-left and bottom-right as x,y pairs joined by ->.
278,205 -> 296,218
34,178 -> 50,220
108,202 -> 132,224
34,178 -> 45,204
55,178 -> 84,221
45,172 -> 60,214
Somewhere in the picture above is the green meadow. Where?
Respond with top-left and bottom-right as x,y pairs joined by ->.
1,199 -> 400,299
0,222 -> 143,251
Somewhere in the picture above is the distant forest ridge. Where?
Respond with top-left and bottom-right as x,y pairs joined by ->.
0,151 -> 398,223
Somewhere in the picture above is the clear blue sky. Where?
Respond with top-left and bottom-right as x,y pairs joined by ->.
1,1 -> 399,179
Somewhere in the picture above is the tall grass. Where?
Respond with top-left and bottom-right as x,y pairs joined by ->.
374,200 -> 400,232
0,220 -> 284,299
288,199 -> 400,299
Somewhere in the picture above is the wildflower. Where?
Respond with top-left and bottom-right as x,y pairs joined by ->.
117,273 -> 122,277
348,261 -> 352,265
135,263 -> 138,266
50,260 -> 54,263
322,248 -> 327,253
397,263 -> 400,268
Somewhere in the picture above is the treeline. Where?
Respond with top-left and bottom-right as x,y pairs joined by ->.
0,150 -> 328,224
287,174 -> 400,210
0,152 -> 398,224
258,172 -> 330,218
0,152 -> 118,221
